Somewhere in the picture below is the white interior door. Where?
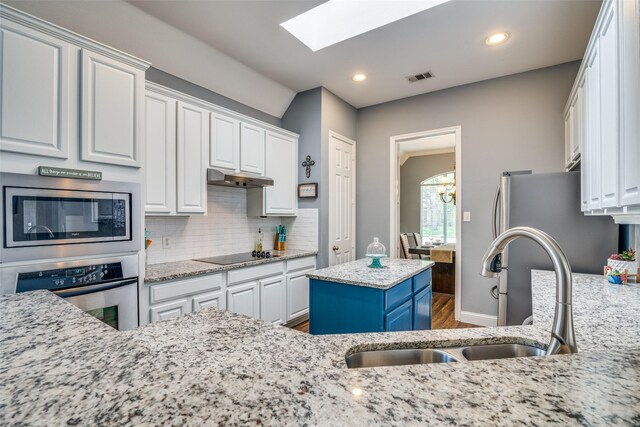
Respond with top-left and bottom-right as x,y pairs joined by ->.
328,132 -> 356,266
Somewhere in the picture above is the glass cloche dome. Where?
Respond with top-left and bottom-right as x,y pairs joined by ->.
365,237 -> 387,268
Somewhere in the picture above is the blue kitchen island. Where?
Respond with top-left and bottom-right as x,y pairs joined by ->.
306,259 -> 434,335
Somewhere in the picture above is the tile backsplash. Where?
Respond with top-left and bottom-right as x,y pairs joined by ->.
145,186 -> 318,265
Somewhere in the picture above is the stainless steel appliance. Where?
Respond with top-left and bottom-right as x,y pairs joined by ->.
1,172 -> 140,263
1,254 -> 139,330
206,168 -> 274,189
195,251 -> 279,265
491,171 -> 619,325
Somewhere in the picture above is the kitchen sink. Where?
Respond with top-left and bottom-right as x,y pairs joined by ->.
346,348 -> 459,368
459,343 -> 545,361
346,343 -> 545,368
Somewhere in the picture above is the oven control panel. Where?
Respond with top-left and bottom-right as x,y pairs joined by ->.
16,263 -> 124,293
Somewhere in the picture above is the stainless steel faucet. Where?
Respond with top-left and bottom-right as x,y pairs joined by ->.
480,226 -> 577,355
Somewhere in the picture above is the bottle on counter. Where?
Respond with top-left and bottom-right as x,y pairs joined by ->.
256,228 -> 264,253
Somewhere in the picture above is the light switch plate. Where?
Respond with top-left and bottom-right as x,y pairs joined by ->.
463,211 -> 471,222
162,236 -> 171,248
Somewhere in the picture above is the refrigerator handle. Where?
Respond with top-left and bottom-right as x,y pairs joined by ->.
492,184 -> 501,239
490,285 -> 499,299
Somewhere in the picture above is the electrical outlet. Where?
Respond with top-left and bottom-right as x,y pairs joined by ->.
463,211 -> 471,222
162,236 -> 171,248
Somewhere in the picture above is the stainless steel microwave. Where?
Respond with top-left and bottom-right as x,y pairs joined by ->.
1,173 -> 140,263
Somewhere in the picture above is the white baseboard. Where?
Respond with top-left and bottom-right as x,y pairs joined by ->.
459,310 -> 497,327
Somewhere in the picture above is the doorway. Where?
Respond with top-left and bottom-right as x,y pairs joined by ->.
389,126 -> 463,323
328,131 -> 356,266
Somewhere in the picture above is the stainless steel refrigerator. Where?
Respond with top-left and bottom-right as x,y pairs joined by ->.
491,171 -> 619,326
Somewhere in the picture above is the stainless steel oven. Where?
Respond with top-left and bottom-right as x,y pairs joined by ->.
1,172 -> 140,263
1,254 -> 139,330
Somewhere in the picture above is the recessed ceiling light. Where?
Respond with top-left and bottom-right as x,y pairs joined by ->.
281,0 -> 452,52
352,73 -> 367,82
485,32 -> 510,46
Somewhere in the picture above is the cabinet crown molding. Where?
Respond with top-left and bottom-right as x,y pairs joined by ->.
0,4 -> 151,71
146,82 -> 299,140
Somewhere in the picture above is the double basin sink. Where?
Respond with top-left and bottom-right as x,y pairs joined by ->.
346,343 -> 545,368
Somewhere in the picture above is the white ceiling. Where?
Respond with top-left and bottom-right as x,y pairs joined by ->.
129,0 -> 601,110
399,134 -> 455,165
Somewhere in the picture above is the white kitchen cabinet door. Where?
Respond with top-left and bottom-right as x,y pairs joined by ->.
564,106 -> 574,169
81,49 -> 144,167
580,77 -> 589,212
571,85 -> 583,163
618,0 -> 640,207
227,281 -> 260,319
286,270 -> 311,322
240,122 -> 265,175
145,92 -> 176,214
259,275 -> 286,325
586,45 -> 602,211
265,132 -> 298,215
177,101 -> 208,214
192,290 -> 226,312
0,21 -> 70,158
210,113 -> 239,171
598,0 -> 620,208
150,299 -> 189,323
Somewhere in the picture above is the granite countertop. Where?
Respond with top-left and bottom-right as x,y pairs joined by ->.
1,270 -> 639,425
306,258 -> 435,289
145,249 -> 317,284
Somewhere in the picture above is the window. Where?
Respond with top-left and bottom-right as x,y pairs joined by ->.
420,172 -> 456,244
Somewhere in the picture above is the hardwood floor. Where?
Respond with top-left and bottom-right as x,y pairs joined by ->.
291,292 -> 476,333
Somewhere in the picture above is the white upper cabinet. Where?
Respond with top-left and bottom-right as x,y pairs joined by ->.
618,0 -> 640,207
239,122 -> 265,175
81,49 -> 144,168
0,20 -> 70,158
145,91 -> 176,214
210,113 -> 239,171
177,101 -> 208,214
598,0 -> 619,208
264,131 -> 298,216
571,0 -> 640,218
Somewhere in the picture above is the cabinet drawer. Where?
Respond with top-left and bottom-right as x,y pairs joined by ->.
413,269 -> 432,293
149,273 -> 224,304
150,299 -> 189,323
228,262 -> 284,285
286,256 -> 316,273
384,278 -> 412,311
384,299 -> 413,332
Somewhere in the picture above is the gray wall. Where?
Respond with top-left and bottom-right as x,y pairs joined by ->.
282,87 -> 357,268
146,67 -> 281,126
356,61 -> 580,317
400,153 -> 455,234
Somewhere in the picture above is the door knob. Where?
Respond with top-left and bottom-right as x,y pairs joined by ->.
332,245 -> 339,251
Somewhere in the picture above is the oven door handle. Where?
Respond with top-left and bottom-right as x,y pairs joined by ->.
52,278 -> 137,298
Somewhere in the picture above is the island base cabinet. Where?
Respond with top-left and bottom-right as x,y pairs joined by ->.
384,299 -> 413,332
413,285 -> 433,330
309,268 -> 432,335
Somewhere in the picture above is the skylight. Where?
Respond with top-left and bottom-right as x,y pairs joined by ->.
280,0 -> 451,52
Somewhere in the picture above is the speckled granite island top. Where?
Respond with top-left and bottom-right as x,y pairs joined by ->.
145,249 -> 317,284
1,270 -> 639,425
306,258 -> 434,289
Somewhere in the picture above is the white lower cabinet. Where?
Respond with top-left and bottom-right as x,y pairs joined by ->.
193,290 -> 225,312
260,275 -> 286,325
150,299 -> 189,322
286,270 -> 311,321
145,256 -> 316,325
227,281 -> 260,318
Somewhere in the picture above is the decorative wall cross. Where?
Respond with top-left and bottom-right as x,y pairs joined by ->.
302,155 -> 315,178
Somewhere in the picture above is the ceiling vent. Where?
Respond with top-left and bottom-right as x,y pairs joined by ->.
406,71 -> 434,83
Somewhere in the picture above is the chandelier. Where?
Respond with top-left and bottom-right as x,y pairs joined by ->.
437,164 -> 456,205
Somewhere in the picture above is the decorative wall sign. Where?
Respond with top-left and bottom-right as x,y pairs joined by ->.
38,166 -> 102,180
298,183 -> 318,198
302,155 -> 316,178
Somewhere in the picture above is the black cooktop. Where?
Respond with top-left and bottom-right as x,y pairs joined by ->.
195,252 -> 278,266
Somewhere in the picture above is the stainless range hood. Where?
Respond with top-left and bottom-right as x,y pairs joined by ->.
206,169 -> 274,189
